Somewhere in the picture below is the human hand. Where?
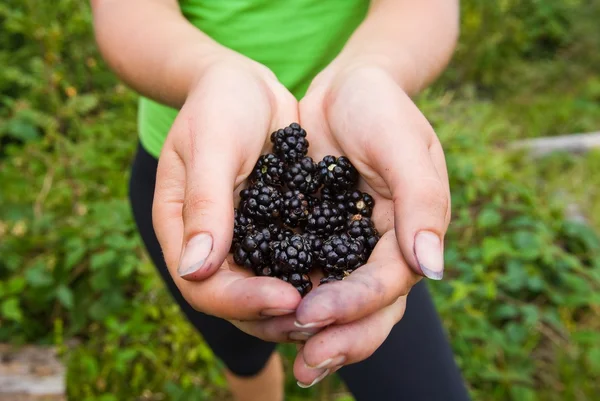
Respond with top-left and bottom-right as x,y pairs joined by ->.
292,64 -> 451,386
152,55 -> 319,341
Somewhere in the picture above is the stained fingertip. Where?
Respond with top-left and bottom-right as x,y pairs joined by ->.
293,317 -> 335,329
297,369 -> 329,388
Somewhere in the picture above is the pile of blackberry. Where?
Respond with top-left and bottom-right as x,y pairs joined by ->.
232,123 -> 380,296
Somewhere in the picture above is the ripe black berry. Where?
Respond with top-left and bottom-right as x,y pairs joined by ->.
348,191 -> 374,218
318,155 -> 359,192
232,209 -> 255,247
302,232 -> 324,257
321,188 -> 375,218
347,215 -> 380,252
281,190 -> 314,228
271,234 -> 314,274
305,201 -> 345,238
282,156 -> 321,194
250,153 -> 284,187
320,187 -> 349,214
270,122 -> 309,162
233,227 -> 281,275
240,182 -> 282,223
280,272 -> 313,296
318,233 -> 366,276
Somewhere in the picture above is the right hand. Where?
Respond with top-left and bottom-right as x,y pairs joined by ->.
152,55 -> 313,341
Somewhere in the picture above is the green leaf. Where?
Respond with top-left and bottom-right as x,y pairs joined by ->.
25,262 -> 53,287
500,260 -> 528,291
6,277 -> 26,293
3,118 -> 40,141
66,93 -> 99,114
521,305 -> 540,326
587,347 -> 600,375
493,304 -> 519,319
482,237 -> 513,264
1,298 -> 22,321
90,249 -> 118,270
477,207 -> 502,228
510,385 -> 537,401
56,285 -> 74,309
512,230 -> 543,260
65,237 -> 86,270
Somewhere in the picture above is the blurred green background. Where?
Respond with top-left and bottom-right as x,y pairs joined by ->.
1,1 -> 600,400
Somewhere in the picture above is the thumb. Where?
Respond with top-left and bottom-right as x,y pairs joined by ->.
176,133 -> 239,281
372,131 -> 451,281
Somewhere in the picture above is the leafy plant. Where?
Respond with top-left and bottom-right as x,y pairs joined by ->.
1,0 -> 599,400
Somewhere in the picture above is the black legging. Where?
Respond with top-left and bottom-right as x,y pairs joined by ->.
128,143 -> 471,401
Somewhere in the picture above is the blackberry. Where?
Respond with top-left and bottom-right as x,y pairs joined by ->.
276,226 -> 295,242
282,156 -> 321,194
318,233 -> 366,276
232,209 -> 255,247
321,188 -> 375,218
240,182 -> 282,223
271,234 -> 314,274
305,201 -> 345,238
250,153 -> 284,187
233,226 -> 281,275
318,155 -> 359,192
320,187 -> 349,214
347,215 -> 380,253
347,191 -> 374,218
302,232 -> 324,257
270,122 -> 309,162
280,272 -> 313,297
281,190 -> 314,228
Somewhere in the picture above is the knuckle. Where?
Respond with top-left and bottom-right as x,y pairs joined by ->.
182,192 -> 215,219
411,178 -> 450,217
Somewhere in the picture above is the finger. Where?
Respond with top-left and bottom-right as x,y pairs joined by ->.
178,267 -> 303,320
153,145 -> 186,273
326,75 -> 451,280
230,314 -> 322,343
294,297 -> 407,387
429,138 -> 452,226
295,231 -> 419,328
367,102 -> 450,280
271,85 -> 301,133
174,125 -> 240,281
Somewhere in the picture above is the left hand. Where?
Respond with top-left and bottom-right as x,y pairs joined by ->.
292,63 -> 451,386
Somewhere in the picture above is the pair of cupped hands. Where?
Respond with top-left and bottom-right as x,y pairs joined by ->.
152,52 -> 451,386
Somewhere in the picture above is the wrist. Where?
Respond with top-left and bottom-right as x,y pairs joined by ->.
335,51 -> 420,94
308,52 -> 419,99
181,45 -> 280,101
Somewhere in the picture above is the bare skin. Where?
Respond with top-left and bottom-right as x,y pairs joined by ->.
91,0 -> 459,398
224,353 -> 284,401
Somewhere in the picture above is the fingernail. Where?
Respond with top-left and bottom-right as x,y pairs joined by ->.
289,331 -> 315,342
260,308 -> 295,317
306,355 -> 346,370
297,369 -> 330,388
414,231 -> 444,280
178,233 -> 213,277
294,318 -> 335,329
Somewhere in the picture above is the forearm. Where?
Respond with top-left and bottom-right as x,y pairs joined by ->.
335,0 -> 460,95
91,0 -> 229,108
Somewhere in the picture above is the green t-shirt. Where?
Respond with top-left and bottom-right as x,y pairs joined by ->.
138,0 -> 369,158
